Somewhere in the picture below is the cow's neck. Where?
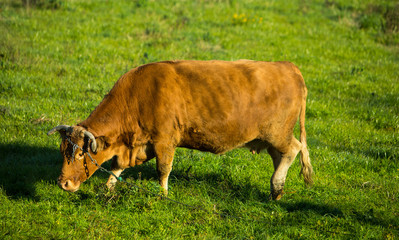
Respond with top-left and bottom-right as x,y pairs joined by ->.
78,93 -> 136,139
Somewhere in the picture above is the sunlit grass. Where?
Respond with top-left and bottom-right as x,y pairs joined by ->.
0,0 -> 398,239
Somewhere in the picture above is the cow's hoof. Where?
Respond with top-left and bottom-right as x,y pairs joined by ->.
269,189 -> 284,201
105,181 -> 117,191
159,187 -> 168,196
106,185 -> 116,192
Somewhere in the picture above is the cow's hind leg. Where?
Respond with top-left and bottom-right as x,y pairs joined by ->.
267,146 -> 282,172
154,143 -> 175,195
268,137 -> 302,200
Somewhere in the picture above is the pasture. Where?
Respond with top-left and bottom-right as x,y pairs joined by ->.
1,0 -> 398,239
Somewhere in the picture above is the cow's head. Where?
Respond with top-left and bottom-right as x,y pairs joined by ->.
48,125 -> 113,192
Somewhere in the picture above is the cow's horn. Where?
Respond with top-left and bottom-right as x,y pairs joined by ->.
47,125 -> 72,136
84,131 -> 97,153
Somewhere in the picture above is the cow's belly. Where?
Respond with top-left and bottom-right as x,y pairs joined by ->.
179,121 -> 260,154
178,139 -> 240,154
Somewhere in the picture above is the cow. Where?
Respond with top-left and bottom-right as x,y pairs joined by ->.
48,60 -> 313,200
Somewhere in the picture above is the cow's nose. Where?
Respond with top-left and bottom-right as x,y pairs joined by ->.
58,179 -> 79,192
63,180 -> 71,188
58,179 -> 70,190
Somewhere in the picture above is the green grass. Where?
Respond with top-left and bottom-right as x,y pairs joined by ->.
1,0 -> 398,239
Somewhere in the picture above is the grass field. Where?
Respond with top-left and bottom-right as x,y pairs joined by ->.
1,0 -> 398,239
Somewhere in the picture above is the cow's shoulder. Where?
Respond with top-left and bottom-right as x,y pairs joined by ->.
132,60 -> 179,76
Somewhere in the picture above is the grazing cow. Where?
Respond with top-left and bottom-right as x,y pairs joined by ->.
48,60 -> 313,200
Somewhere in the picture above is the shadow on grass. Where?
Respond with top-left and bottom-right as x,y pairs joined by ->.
121,163 -> 398,230
116,160 -> 159,181
279,200 -> 343,217
169,167 -> 270,203
281,200 -> 398,230
0,143 -> 62,199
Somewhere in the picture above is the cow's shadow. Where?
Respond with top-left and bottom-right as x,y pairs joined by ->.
0,143 -> 61,199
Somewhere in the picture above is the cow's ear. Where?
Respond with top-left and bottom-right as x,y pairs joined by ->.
59,130 -> 68,140
95,136 -> 110,153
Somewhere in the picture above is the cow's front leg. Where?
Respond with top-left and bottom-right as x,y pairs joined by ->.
269,138 -> 301,200
106,156 -> 126,190
154,144 -> 175,195
106,169 -> 124,189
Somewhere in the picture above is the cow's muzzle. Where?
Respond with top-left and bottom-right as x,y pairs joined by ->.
58,178 -> 81,192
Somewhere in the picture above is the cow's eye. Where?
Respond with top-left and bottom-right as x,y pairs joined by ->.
77,152 -> 84,159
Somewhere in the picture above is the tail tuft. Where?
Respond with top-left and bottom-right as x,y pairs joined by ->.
300,146 -> 313,186
299,86 -> 313,186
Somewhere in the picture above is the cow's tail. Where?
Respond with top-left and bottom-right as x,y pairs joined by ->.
299,86 -> 313,186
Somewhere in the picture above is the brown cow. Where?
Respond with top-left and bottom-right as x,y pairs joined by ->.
48,60 -> 313,200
